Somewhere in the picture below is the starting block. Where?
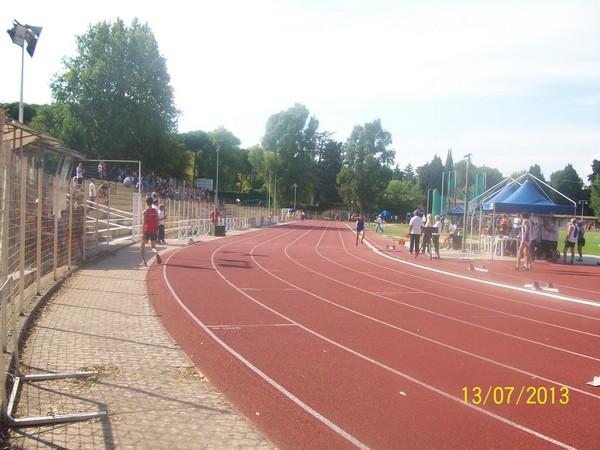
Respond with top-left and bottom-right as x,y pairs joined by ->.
468,263 -> 488,272
524,281 -> 558,292
385,245 -> 396,250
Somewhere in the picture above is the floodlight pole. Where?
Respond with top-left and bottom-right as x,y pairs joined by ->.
462,154 -> 471,252
19,44 -> 25,122
578,200 -> 587,220
293,183 -> 297,210
214,145 -> 220,209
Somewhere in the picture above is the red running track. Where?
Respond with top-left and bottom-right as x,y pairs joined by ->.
147,220 -> 600,449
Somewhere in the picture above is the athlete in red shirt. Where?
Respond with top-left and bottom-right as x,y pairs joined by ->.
140,196 -> 162,267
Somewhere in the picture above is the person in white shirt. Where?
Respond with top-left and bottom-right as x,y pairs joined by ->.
374,215 -> 384,233
408,210 -> 423,257
514,211 -> 533,270
88,178 -> 97,203
432,215 -> 443,258
562,218 -> 578,264
442,219 -> 457,249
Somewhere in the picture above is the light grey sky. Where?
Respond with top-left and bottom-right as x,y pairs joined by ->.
3,0 -> 600,184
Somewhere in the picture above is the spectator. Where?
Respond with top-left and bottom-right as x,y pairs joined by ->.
89,178 -> 97,203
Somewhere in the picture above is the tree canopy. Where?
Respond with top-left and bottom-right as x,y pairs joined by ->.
336,119 -> 395,213
48,18 -> 186,177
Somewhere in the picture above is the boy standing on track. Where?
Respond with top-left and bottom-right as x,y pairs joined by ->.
141,196 -> 162,267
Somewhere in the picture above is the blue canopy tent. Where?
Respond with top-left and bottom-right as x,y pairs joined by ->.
485,178 -> 576,259
379,210 -> 392,217
447,205 -> 464,215
492,180 -> 575,215
463,173 -> 576,257
481,184 -> 518,212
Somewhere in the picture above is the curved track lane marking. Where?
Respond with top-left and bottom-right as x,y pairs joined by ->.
160,225 -> 587,449
339,224 -> 600,324
160,234 -> 370,450
325,224 -> 600,341
269,223 -> 600,402
277,223 -> 600,367
355,225 -> 600,308
211,228 -> 578,448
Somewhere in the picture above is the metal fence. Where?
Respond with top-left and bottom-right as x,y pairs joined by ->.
0,114 -> 294,426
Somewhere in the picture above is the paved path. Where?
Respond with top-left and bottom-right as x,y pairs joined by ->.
7,238 -> 273,449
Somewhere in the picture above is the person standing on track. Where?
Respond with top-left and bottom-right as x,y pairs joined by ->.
576,220 -> 586,261
514,211 -> 533,270
408,209 -> 423,257
141,196 -> 162,267
432,215 -> 442,259
562,218 -> 578,265
353,213 -> 368,246
374,215 -> 384,233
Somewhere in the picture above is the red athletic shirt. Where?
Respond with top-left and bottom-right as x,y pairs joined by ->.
144,207 -> 159,235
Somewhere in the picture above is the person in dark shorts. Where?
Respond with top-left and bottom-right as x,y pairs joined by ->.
140,196 -> 162,267
562,218 -> 578,265
353,213 -> 367,246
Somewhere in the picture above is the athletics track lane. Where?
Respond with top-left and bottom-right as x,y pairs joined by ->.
147,220 -> 600,449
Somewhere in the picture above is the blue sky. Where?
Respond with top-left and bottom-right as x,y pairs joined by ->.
3,0 -> 600,185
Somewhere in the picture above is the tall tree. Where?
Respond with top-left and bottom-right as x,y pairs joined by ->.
314,132 -> 343,204
180,130 -> 211,183
528,164 -> 546,183
380,179 -> 422,220
208,126 -> 242,192
336,119 -> 395,213
590,171 -> 600,217
549,164 -> 583,205
417,155 -> 444,195
260,103 -> 319,206
588,159 -> 600,184
50,18 -> 183,175
444,149 -> 454,172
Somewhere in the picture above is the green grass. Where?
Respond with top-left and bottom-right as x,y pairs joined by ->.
373,223 -> 600,256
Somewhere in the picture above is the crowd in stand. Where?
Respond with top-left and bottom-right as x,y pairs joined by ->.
77,161 -> 215,204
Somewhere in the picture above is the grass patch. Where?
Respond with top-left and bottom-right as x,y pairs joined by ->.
373,223 -> 600,256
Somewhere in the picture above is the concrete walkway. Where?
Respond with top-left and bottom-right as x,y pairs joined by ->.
7,238 -> 273,449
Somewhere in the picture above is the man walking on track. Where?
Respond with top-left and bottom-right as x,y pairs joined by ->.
141,196 -> 162,267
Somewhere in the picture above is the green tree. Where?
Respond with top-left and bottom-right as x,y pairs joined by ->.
590,174 -> 600,217
314,132 -> 343,204
403,164 -> 416,182
549,164 -> 583,205
50,18 -> 184,175
208,126 -> 242,192
380,179 -> 422,220
180,130 -> 211,183
528,164 -> 546,183
336,119 -> 395,213
260,103 -> 319,206
474,166 -> 504,192
588,159 -> 600,184
444,149 -> 454,173
417,155 -> 444,195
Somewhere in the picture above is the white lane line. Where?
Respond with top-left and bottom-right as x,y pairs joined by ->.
162,229 -> 579,449
161,243 -> 370,450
